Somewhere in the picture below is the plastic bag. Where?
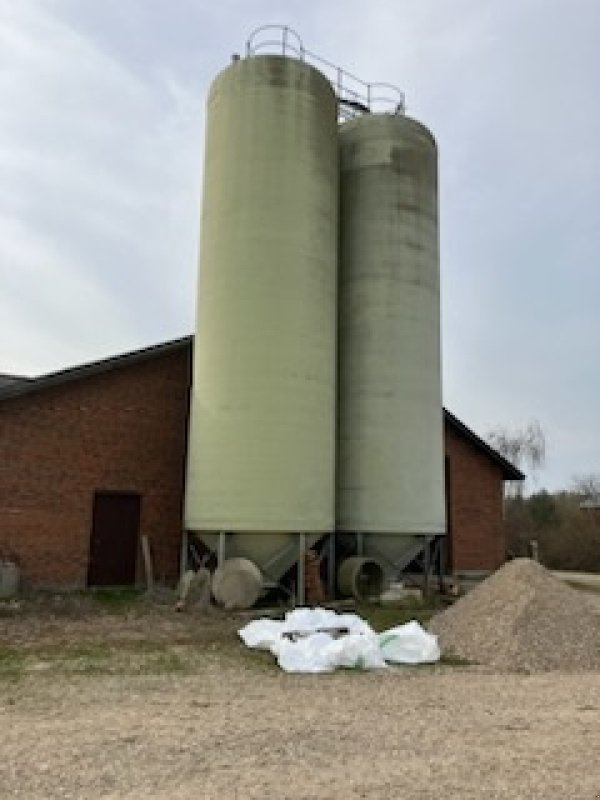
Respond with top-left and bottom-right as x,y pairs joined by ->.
239,610 -> 439,672
238,607 -> 376,651
283,607 -> 340,632
238,618 -> 285,650
276,631 -> 387,673
324,633 -> 387,670
276,632 -> 338,673
239,608 -> 385,672
282,607 -> 371,635
378,620 -> 440,664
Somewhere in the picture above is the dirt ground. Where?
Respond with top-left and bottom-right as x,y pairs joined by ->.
1,599 -> 599,800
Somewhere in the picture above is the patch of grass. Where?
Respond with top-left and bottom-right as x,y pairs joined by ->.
0,646 -> 26,679
385,653 -> 474,672
0,642 -> 114,678
1,587 -> 147,618
439,652 -> 473,667
50,640 -> 189,675
201,636 -> 278,673
57,643 -> 113,659
240,648 -> 281,673
566,581 -> 600,595
49,643 -> 113,674
356,604 -> 437,633
113,639 -> 167,655
61,659 -> 111,676
0,638 -> 197,679
90,587 -> 144,612
137,649 -> 187,675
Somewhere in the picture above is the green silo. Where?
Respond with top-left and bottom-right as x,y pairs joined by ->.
185,55 -> 338,587
337,113 -> 446,569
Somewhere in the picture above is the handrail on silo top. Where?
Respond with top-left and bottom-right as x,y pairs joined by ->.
244,24 -> 405,118
246,24 -> 305,60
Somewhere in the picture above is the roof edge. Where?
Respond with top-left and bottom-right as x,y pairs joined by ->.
0,334 -> 525,482
0,335 -> 192,402
443,408 -> 525,481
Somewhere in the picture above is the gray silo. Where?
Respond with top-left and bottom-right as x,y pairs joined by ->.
184,52 -> 338,599
337,113 -> 446,575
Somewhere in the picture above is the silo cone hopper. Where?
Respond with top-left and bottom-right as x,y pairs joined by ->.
358,535 -> 435,578
199,531 -> 324,604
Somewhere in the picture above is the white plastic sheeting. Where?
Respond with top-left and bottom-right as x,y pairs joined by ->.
238,607 -> 440,673
378,621 -> 440,664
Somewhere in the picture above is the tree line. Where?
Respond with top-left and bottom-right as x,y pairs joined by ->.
487,421 -> 599,573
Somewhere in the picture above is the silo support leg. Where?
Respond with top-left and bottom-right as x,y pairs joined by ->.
218,531 -> 227,568
422,536 -> 432,600
435,537 -> 446,593
180,530 -> 188,579
297,532 -> 306,606
327,532 -> 336,600
356,531 -> 364,556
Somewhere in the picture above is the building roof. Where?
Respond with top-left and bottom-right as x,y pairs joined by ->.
443,408 -> 524,481
0,337 -> 192,402
0,335 -> 524,482
0,373 -> 29,390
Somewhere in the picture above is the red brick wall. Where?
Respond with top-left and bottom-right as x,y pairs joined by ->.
1,340 -> 507,587
444,424 -> 506,572
0,349 -> 190,588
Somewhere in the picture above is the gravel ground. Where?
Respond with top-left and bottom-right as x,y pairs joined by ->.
429,559 -> 600,672
1,602 -> 600,799
1,664 -> 600,799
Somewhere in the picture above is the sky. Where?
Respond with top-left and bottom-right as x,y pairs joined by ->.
0,0 -> 598,491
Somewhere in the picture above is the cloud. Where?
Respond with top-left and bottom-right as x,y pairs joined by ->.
304,1 -> 599,487
0,0 -> 598,488
0,0 -> 205,373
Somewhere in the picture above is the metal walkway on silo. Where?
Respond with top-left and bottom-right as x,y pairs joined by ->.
245,24 -> 406,120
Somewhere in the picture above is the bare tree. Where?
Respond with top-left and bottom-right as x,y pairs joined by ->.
571,473 -> 600,502
487,420 -> 546,495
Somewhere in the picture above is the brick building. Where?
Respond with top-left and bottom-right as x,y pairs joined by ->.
0,337 -> 522,589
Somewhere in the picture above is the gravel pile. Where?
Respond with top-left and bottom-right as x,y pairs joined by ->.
429,558 -> 600,672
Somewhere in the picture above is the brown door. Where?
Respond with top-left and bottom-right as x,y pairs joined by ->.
87,491 -> 141,586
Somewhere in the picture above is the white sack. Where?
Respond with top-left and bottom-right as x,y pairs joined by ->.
282,607 -> 372,636
238,618 -> 284,650
239,608 -> 383,673
276,632 -> 337,673
332,613 -> 375,637
324,633 -> 387,670
378,620 -> 440,664
277,631 -> 387,673
238,608 -> 376,651
239,610 -> 440,672
283,607 -> 340,632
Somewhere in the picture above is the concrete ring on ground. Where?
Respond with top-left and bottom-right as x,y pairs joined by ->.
337,556 -> 385,601
212,557 -> 263,610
